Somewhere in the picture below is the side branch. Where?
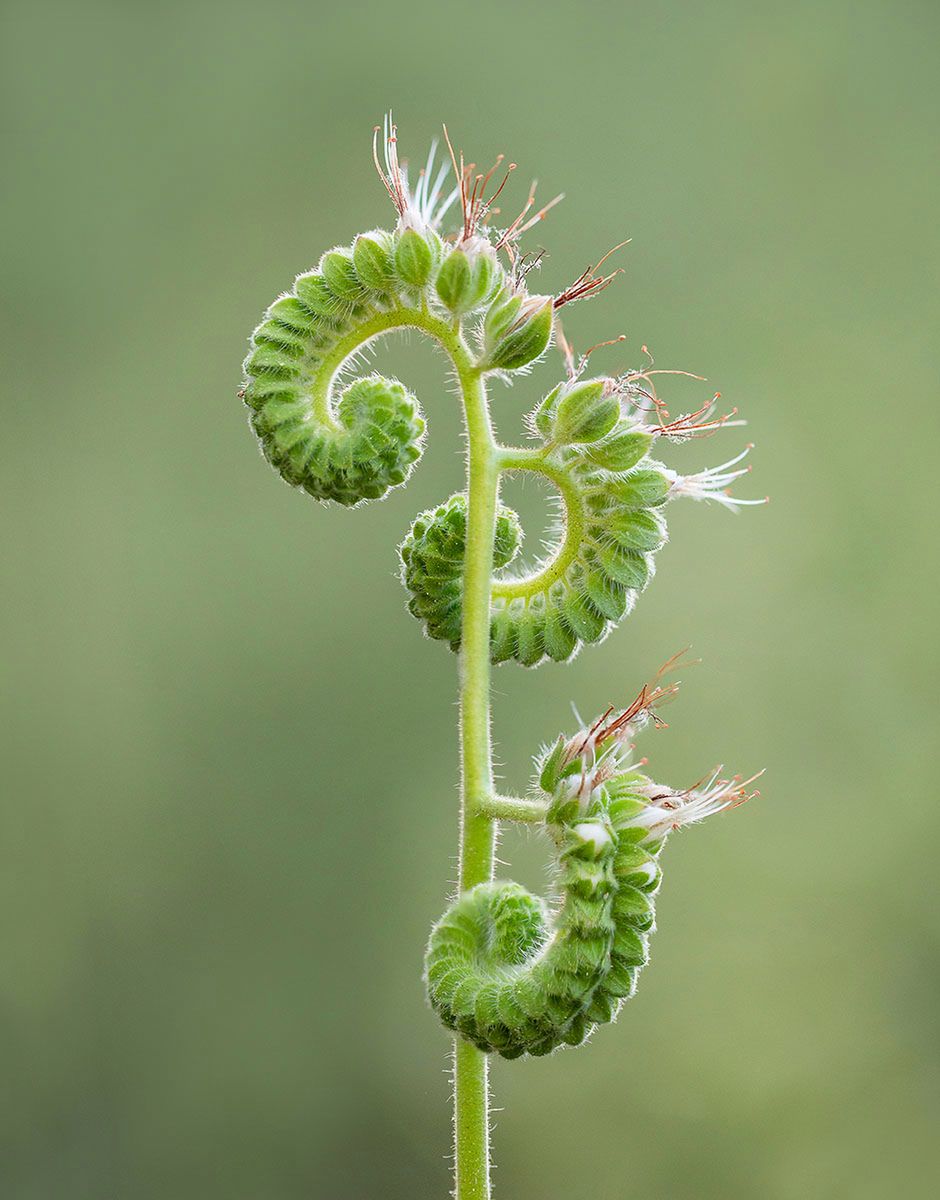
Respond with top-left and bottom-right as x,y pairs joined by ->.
477,794 -> 550,823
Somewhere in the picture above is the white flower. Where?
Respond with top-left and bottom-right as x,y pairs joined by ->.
628,767 -> 763,840
373,114 -> 458,234
665,445 -> 768,511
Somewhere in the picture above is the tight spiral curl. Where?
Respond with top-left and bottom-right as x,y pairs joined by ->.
425,670 -> 760,1059
397,365 -> 764,665
400,379 -> 677,665
400,494 -> 523,647
242,234 -> 436,507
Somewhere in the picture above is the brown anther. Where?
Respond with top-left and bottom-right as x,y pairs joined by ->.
553,239 -> 630,309
650,396 -> 738,439
554,265 -> 621,310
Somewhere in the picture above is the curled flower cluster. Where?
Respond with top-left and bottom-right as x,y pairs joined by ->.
425,667 -> 760,1059
401,372 -> 763,665
241,120 -> 624,508
239,118 -> 764,1100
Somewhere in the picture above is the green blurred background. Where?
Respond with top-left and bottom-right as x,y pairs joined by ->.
2,1 -> 938,1196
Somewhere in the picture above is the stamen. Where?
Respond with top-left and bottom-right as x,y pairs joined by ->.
643,394 -> 747,441
496,182 -> 565,251
554,241 -> 630,309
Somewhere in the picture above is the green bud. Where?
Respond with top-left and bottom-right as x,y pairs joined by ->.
538,736 -> 567,794
530,385 -> 561,437
542,594 -> 577,661
320,248 -> 362,300
486,299 -> 553,372
352,231 -> 394,291
603,508 -> 667,552
244,345 -> 302,380
253,320 -> 306,356
553,380 -> 620,444
267,295 -> 320,333
560,585 -> 606,641
583,568 -> 629,620
514,597 -> 545,668
490,604 -> 517,664
483,286 -> 522,346
596,544 -> 651,589
436,248 -> 500,316
608,468 -> 671,508
395,228 -> 434,288
295,272 -> 342,318
435,249 -> 472,312
583,428 -> 653,472
472,253 -> 498,306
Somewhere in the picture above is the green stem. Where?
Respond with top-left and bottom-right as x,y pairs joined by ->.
306,306 -> 499,1197
478,794 -> 550,823
492,451 -> 586,603
454,357 -> 498,1200
308,306 -> 467,426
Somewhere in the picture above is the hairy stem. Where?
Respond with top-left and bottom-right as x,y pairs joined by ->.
454,358 -> 498,1200
478,794 -> 550,823
492,449 -> 585,604
303,305 -> 500,1196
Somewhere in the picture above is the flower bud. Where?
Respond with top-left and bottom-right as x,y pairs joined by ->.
435,249 -> 471,311
394,228 -> 434,288
320,248 -> 362,301
570,820 -> 615,861
530,385 -> 561,437
294,272 -> 342,318
267,295 -> 320,333
607,468 -> 671,508
583,428 -> 653,472
553,379 -> 620,444
485,298 -> 553,372
352,230 -> 394,291
483,286 -> 521,343
436,248 -> 498,316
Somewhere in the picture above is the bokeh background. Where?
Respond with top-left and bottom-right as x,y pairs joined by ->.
2,1 -> 938,1196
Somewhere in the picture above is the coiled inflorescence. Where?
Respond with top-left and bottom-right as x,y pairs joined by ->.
401,377 -> 672,666
241,120 -> 763,1195
241,232 -> 435,506
242,120 -> 761,657
399,372 -> 764,665
425,672 -> 760,1059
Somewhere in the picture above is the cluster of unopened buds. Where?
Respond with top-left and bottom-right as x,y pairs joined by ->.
427,655 -> 763,1059
240,116 -> 764,1190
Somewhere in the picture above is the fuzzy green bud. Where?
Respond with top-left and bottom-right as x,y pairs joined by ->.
530,385 -> 561,437
553,380 -> 620,444
294,272 -> 341,318
608,468 -> 671,508
483,286 -> 523,346
485,298 -> 553,372
352,231 -> 394,291
436,248 -> 498,316
320,248 -> 362,301
435,249 -> 472,312
584,428 -> 653,472
394,228 -> 434,288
